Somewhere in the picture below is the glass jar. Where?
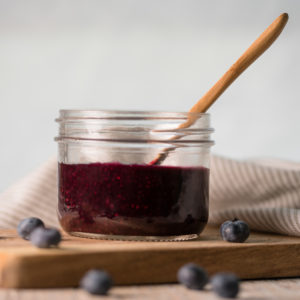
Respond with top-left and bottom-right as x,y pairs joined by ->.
55,110 -> 214,241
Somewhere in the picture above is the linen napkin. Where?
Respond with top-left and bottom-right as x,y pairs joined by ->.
0,155 -> 300,236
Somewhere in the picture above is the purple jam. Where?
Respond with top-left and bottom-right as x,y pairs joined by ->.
58,162 -> 209,237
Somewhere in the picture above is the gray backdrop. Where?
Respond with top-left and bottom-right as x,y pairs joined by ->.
0,0 -> 299,192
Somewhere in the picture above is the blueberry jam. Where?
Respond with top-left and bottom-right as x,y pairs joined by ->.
58,162 -> 209,238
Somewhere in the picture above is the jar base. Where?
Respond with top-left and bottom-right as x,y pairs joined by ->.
68,231 -> 200,241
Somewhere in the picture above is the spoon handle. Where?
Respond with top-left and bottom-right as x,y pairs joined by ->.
150,13 -> 288,165
190,12 -> 288,115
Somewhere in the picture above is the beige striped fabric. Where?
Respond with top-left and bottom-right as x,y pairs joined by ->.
0,155 -> 300,236
210,156 -> 300,236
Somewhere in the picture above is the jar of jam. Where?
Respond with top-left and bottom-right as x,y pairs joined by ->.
55,110 -> 214,241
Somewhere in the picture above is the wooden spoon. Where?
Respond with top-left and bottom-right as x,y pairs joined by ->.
150,13 -> 289,165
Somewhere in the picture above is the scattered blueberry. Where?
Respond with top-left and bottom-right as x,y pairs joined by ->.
220,219 -> 250,243
30,227 -> 61,248
17,217 -> 44,240
80,269 -> 113,295
177,263 -> 208,290
211,272 -> 239,298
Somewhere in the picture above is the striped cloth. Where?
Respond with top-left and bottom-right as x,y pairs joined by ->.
0,155 -> 300,236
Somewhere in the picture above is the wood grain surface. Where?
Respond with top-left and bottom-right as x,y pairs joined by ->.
1,226 -> 300,288
1,279 -> 300,300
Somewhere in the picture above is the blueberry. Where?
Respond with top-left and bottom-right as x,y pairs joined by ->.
211,272 -> 239,298
177,263 -> 208,290
30,227 -> 61,248
80,269 -> 113,295
17,217 -> 44,240
220,219 -> 250,243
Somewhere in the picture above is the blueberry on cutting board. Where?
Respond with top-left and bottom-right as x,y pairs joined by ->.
30,227 -> 61,248
220,219 -> 250,243
17,217 -> 44,240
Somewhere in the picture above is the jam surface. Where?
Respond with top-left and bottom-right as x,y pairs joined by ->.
58,162 -> 209,237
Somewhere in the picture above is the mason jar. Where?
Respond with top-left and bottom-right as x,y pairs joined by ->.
55,110 -> 214,241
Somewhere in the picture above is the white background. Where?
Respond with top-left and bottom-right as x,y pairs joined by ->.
0,0 -> 299,192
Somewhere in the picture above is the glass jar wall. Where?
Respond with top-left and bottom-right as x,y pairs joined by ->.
55,110 -> 214,241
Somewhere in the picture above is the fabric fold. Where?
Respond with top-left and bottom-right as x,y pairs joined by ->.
209,156 -> 300,235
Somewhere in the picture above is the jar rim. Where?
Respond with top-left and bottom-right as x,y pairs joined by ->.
58,109 -> 210,115
55,109 -> 214,146
56,109 -> 210,122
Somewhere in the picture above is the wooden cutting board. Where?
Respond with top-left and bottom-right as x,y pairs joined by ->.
1,226 -> 300,288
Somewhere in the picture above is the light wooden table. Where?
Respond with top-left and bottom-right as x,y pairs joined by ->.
1,279 -> 300,300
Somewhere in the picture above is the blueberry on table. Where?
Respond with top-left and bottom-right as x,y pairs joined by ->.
177,263 -> 208,290
30,227 -> 61,248
17,217 -> 44,240
80,269 -> 113,295
220,219 -> 250,243
211,272 -> 239,298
